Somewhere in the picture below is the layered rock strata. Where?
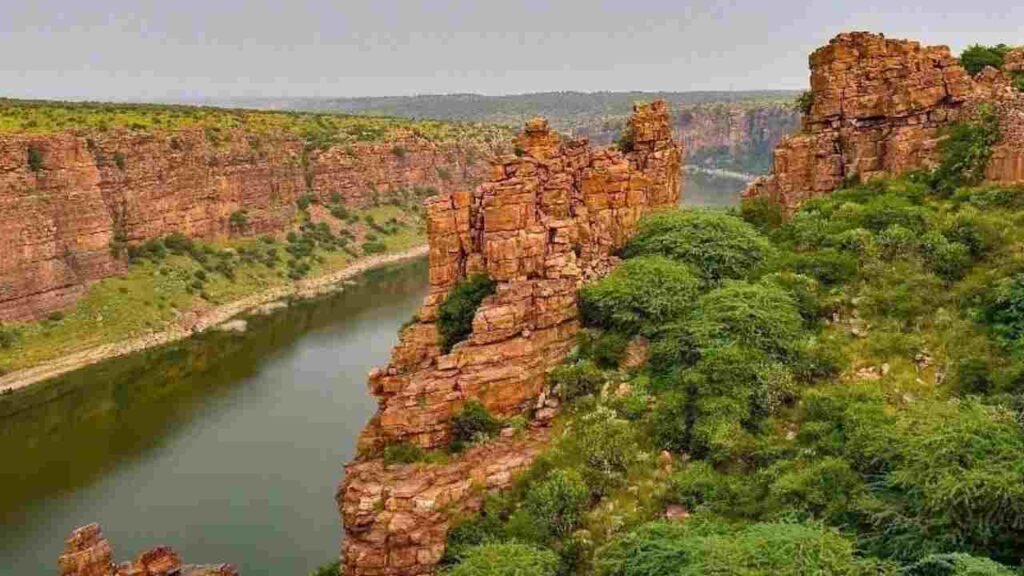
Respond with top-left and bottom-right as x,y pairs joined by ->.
339,101 -> 681,576
744,32 -> 1024,213
58,523 -> 236,576
0,129 -> 488,321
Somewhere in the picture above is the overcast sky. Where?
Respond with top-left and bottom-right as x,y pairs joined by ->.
2,0 -> 1022,101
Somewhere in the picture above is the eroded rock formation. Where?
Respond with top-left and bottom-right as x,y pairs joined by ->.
0,129 -> 489,321
58,523 -> 236,576
338,101 -> 681,576
744,32 -> 1024,213
572,102 -> 799,175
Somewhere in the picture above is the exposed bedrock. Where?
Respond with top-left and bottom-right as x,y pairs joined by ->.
0,129 -> 489,321
744,32 -> 1024,213
58,523 -> 236,576
338,101 -> 681,576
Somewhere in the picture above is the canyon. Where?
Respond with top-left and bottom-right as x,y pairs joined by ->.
745,32 -> 1024,212
0,126 -> 492,321
339,101 -> 682,576
572,102 -> 798,175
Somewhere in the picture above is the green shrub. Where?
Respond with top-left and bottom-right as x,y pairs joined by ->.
904,553 -> 1016,576
229,210 -> 249,233
383,442 -> 427,465
437,275 -> 497,353
26,146 -> 43,172
0,324 -> 20,349
614,125 -> 635,154
308,560 -> 341,576
443,543 -> 559,576
686,281 -> 803,359
523,468 -> 590,538
549,360 -> 605,402
740,196 -> 784,232
113,151 -> 126,170
793,90 -> 814,114
163,232 -> 195,255
443,515 -> 507,566
978,273 -> 1024,346
787,249 -> 859,286
451,400 -> 501,445
622,209 -> 773,283
931,107 -> 1002,196
559,407 -> 640,496
577,331 -> 631,368
960,44 -> 1014,76
362,241 -> 387,255
595,519 -> 883,576
579,256 -> 700,335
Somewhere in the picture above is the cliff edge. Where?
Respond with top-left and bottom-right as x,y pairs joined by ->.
744,32 -> 1024,213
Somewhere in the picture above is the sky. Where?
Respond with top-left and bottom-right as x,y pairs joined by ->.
2,0 -> 1023,101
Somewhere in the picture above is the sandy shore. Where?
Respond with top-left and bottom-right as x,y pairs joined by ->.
0,245 -> 428,395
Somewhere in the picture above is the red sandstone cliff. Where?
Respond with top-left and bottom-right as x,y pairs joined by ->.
744,32 -> 1024,212
338,101 -> 681,576
572,102 -> 798,174
0,129 -> 490,321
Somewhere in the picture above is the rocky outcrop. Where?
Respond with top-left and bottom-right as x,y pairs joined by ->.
0,129 -> 489,321
573,103 -> 799,175
338,101 -> 681,576
744,32 -> 1024,213
58,523 -> 236,576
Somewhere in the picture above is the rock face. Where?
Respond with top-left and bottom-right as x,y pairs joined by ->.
744,32 -> 1024,213
0,129 -> 488,321
573,103 -> 799,174
58,523 -> 236,576
339,101 -> 681,576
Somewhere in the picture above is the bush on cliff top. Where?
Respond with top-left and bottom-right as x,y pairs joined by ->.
960,44 -> 1015,76
443,543 -> 559,576
437,274 -> 497,353
622,209 -> 773,284
580,256 -> 700,336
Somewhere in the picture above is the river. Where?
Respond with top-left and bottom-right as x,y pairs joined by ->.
0,174 -> 749,576
0,258 -> 428,576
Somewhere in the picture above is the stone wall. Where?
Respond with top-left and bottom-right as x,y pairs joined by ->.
58,523 -> 236,576
338,101 -> 681,576
744,32 -> 1024,213
0,129 -> 488,321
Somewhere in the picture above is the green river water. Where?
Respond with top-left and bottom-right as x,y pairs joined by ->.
0,258 -> 429,576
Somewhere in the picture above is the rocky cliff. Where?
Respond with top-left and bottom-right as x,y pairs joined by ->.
338,101 -> 682,576
745,32 -> 1024,212
572,102 -> 798,175
58,523 -> 236,576
0,128 -> 490,321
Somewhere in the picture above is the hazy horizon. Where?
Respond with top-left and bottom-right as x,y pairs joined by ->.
4,0 -> 1023,102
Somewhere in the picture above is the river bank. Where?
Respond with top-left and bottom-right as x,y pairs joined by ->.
0,244 -> 427,395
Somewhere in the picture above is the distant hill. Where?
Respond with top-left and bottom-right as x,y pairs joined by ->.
216,90 -> 799,129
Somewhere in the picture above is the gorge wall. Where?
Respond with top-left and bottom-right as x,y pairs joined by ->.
745,32 -> 1024,212
572,102 -> 799,175
0,129 -> 490,321
338,101 -> 682,576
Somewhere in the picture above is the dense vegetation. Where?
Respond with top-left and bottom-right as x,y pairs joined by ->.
438,111 -> 1024,574
0,98 -> 509,146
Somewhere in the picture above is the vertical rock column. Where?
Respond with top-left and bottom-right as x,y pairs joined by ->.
339,101 -> 681,576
